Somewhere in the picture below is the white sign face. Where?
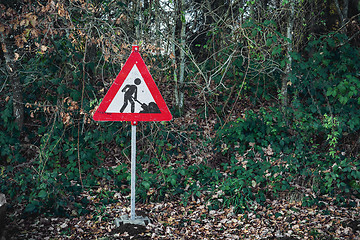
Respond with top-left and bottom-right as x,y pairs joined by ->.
106,65 -> 156,113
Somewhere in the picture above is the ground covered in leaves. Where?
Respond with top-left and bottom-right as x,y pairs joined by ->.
5,192 -> 360,240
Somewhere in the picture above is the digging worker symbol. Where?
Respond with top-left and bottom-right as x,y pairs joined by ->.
120,78 -> 141,113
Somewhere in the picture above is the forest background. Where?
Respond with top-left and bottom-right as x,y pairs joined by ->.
0,0 -> 360,238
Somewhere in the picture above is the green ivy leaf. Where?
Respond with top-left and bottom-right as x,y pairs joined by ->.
25,203 -> 37,212
266,38 -> 273,46
38,189 -> 47,199
271,46 -> 282,55
142,181 -> 150,190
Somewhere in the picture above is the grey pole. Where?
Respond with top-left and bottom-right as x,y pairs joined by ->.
130,122 -> 136,220
114,121 -> 149,226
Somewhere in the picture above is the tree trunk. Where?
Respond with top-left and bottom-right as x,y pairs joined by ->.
0,33 -> 24,131
173,0 -> 185,110
178,0 -> 186,109
135,0 -> 141,42
172,9 -> 179,109
281,0 -> 295,111
334,0 -> 349,28
155,0 -> 161,55
0,193 -> 6,240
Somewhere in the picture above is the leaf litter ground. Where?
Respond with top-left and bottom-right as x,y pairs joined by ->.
5,192 -> 360,239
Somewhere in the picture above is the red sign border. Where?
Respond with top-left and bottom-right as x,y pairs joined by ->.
93,46 -> 172,122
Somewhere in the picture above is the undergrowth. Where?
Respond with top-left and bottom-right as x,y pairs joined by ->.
1,32 -> 360,216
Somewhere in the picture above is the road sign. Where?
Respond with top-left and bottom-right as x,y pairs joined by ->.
93,46 -> 172,224
93,46 -> 172,122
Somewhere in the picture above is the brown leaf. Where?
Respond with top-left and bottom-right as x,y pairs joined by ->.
40,45 -> 48,52
20,19 -> 29,27
14,53 -> 20,61
28,14 -> 37,27
15,35 -> 24,48
31,29 -> 38,38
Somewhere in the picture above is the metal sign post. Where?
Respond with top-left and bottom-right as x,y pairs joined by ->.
114,121 -> 150,226
130,121 -> 136,220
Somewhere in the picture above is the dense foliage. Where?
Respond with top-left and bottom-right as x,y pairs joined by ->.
0,0 -> 359,218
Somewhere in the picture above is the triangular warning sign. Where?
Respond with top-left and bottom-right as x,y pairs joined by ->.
93,46 -> 172,122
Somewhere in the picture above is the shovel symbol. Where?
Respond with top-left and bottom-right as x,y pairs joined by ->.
132,97 -> 161,113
